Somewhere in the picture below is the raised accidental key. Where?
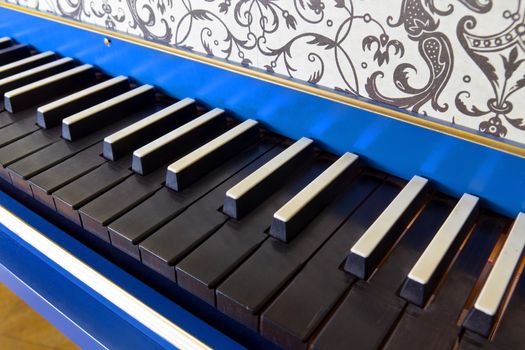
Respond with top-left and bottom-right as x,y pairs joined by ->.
463,213 -> 525,337
4,64 -> 95,113
166,119 -> 259,191
103,98 -> 196,161
62,85 -> 155,141
269,152 -> 359,242
132,108 -> 225,175
0,37 -> 12,50
0,44 -> 30,65
399,193 -> 479,306
223,137 -> 314,219
345,175 -> 429,279
0,57 -> 76,96
0,51 -> 55,79
37,76 -> 130,129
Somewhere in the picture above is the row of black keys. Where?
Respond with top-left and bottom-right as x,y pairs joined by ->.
0,37 -> 522,350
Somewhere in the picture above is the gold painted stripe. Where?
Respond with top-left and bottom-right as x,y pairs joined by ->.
1,2 -> 523,159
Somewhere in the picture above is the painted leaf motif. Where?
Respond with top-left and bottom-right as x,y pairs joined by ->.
505,115 -> 525,130
455,92 -> 487,117
285,14 -> 298,29
307,35 -> 336,49
308,69 -> 322,84
219,2 -> 229,14
514,75 -> 525,90
334,0 -> 345,8
502,48 -> 525,79
191,10 -> 213,20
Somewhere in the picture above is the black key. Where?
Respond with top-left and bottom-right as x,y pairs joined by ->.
78,165 -> 166,241
400,194 -> 479,307
0,108 -> 34,129
311,198 -> 452,350
4,64 -> 96,113
141,202 -> 229,282
28,143 -> 105,208
269,152 -> 359,242
62,85 -> 155,141
108,137 -> 281,259
484,272 -> 525,349
0,127 -> 61,168
384,216 -> 503,350
131,108 -> 226,175
216,173 -> 390,331
459,332 -> 496,350
0,57 -> 76,96
0,51 -> 56,79
103,98 -> 196,161
53,157 -> 133,225
0,44 -> 30,65
345,175 -> 429,280
175,156 -> 328,305
0,116 -> 42,148
166,119 -> 259,191
0,121 -> 56,182
7,138 -> 90,193
37,76 -> 131,129
260,177 -> 395,349
223,137 -> 315,220
139,139 -> 283,281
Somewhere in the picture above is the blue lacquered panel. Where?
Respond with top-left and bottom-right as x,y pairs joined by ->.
0,7 -> 523,217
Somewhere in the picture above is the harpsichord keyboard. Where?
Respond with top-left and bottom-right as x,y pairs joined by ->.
0,37 -> 523,350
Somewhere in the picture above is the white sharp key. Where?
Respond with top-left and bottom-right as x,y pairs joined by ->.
36,76 -> 130,129
4,64 -> 95,113
132,108 -> 225,175
345,175 -> 429,279
0,37 -> 11,49
0,51 -> 55,79
62,85 -> 155,141
103,98 -> 196,161
0,44 -> 29,65
464,213 -> 525,337
400,193 -> 479,306
270,152 -> 359,242
166,119 -> 259,191
0,57 -> 75,95
223,137 -> 314,219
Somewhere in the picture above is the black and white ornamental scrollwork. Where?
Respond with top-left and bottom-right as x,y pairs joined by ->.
456,1 -> 525,137
127,0 -> 173,41
365,0 -> 453,113
5,0 -> 525,145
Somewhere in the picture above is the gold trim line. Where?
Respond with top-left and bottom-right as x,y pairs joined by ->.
1,2 -> 524,159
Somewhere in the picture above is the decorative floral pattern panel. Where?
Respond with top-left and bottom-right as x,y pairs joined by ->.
5,0 -> 525,145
